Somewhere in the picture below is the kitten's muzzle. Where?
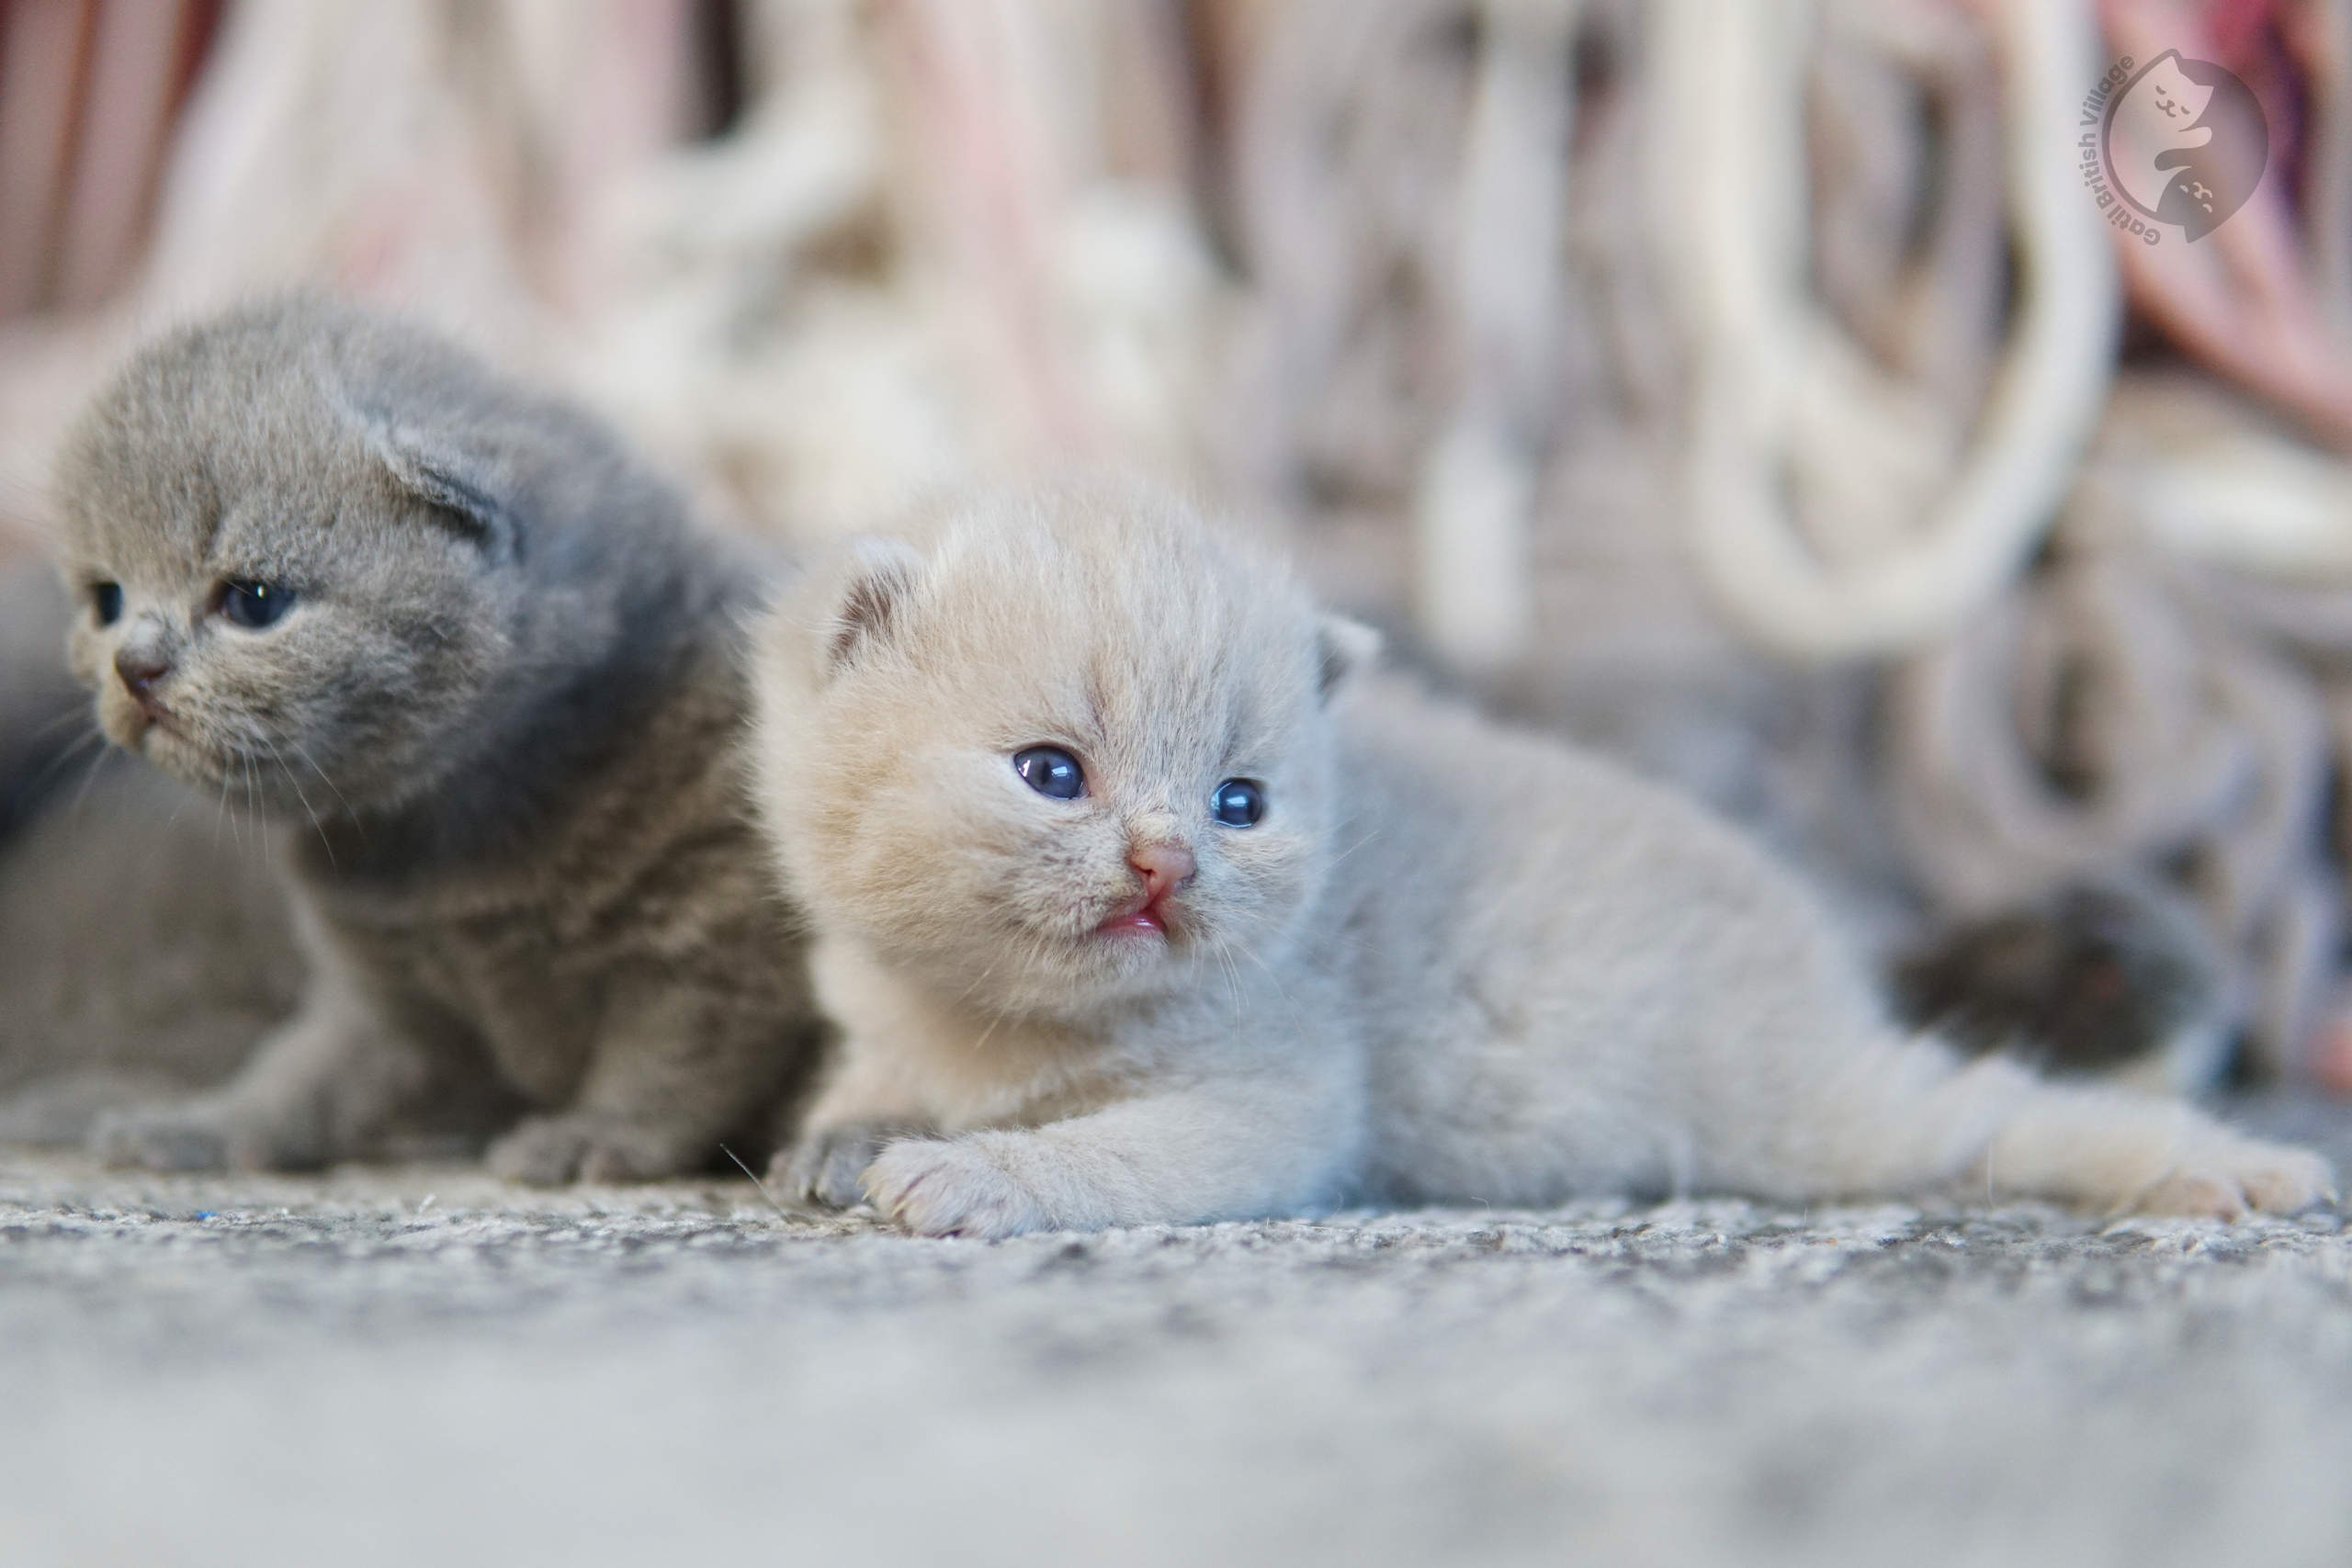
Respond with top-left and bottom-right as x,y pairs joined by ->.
1097,840 -> 1197,938
112,646 -> 175,726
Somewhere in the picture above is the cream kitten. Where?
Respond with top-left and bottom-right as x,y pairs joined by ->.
748,482 -> 2331,1237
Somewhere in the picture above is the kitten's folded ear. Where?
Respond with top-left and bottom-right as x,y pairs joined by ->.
823,537 -> 925,675
1317,614 -> 1382,702
355,411 -> 515,560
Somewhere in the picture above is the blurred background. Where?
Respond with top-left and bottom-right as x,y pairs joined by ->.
7,0 -> 2352,1132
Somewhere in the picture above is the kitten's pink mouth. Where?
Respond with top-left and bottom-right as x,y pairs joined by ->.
1094,891 -> 1176,940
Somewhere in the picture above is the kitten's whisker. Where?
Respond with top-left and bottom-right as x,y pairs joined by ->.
952,954 -> 1002,1008
18,723 -> 105,797
64,733 -> 114,819
260,737 -> 334,866
242,756 -> 267,864
1238,942 -> 1304,1015
28,705 -> 97,740
282,736 -> 352,818
1324,830 -> 1383,874
967,1012 -> 1002,1054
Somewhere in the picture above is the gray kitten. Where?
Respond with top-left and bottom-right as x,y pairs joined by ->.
53,296 -> 816,1182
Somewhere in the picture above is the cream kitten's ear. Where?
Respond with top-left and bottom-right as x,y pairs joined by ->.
1317,614 -> 1382,702
824,537 -> 925,673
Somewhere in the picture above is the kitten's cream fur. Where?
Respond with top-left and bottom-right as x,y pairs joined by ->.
750,482 -> 2332,1237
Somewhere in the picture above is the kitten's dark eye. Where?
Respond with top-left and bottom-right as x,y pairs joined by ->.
218,580 -> 294,630
91,582 -> 121,626
1013,746 -> 1085,800
1212,779 -> 1265,828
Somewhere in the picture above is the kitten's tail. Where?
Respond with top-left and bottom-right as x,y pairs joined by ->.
1763,1034 -> 2332,1218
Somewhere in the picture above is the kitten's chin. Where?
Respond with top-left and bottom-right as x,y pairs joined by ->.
1068,924 -> 1214,1003
927,931 -> 1191,1019
96,693 -> 223,784
117,716 -> 215,784
120,722 -> 345,822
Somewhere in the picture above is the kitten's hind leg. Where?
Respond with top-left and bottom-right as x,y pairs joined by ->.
1768,1039 -> 2333,1217
85,897 -> 443,1173
0,1070 -> 190,1147
86,987 -> 431,1172
1973,1066 -> 2331,1216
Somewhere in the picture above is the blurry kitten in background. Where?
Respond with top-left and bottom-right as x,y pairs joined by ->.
1892,878 -> 2235,1094
749,481 -> 2329,1237
51,295 -> 818,1182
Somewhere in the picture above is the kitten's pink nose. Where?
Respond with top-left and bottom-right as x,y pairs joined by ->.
1129,840 -> 1196,904
113,647 -> 172,716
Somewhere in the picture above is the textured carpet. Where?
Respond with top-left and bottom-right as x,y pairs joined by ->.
6,1098 -> 2352,1568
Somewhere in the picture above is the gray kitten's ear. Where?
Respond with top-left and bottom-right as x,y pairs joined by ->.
357,413 -> 514,558
1317,614 -> 1381,702
824,538 -> 924,673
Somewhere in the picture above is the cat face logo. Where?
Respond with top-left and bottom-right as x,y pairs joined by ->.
2099,51 -> 2267,242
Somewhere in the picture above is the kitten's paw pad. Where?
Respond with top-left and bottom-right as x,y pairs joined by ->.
778,1120 -> 926,1210
488,1115 -> 693,1186
2135,1143 -> 2334,1218
88,1104 -> 232,1171
864,1138 -> 1050,1239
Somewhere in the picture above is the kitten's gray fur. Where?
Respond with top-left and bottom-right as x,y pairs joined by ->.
53,295 -> 817,1182
749,482 -> 2331,1236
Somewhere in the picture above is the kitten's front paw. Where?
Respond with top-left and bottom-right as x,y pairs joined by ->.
863,1137 -> 1052,1239
777,1119 -> 929,1210
488,1113 -> 695,1186
2132,1139 -> 2335,1218
89,1102 -> 233,1172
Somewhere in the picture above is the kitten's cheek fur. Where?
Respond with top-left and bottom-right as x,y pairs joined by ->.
864,1138 -> 1052,1238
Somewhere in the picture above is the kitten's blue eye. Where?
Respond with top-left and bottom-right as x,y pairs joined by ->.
91,583 -> 121,626
1013,746 -> 1085,800
219,580 -> 294,630
1212,779 -> 1265,828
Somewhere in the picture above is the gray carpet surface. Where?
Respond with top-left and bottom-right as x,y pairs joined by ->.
7,1097 -> 2352,1568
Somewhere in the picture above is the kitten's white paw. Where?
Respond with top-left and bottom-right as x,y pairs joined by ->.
488,1113 -> 695,1186
2132,1140 -> 2335,1218
864,1137 -> 1052,1238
